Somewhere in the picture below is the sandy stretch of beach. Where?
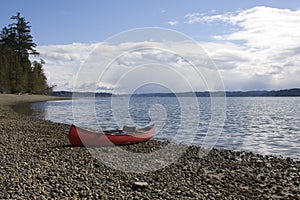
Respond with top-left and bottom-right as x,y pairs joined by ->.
0,94 -> 299,199
0,94 -> 71,105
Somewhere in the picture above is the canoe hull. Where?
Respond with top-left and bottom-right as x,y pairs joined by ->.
69,124 -> 155,147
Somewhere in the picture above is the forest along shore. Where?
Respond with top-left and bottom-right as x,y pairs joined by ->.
0,94 -> 299,199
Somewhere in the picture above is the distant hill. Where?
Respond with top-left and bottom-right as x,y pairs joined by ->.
49,91 -> 112,97
49,88 -> 300,97
224,88 -> 300,97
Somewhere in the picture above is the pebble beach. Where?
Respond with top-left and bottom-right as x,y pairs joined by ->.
0,94 -> 299,199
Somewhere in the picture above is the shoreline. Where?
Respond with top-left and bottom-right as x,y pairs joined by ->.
0,93 -> 71,106
0,94 -> 299,198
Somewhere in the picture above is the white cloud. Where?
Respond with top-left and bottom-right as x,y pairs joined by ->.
35,7 -> 300,92
159,8 -> 166,13
185,6 -> 300,90
185,6 -> 300,50
205,7 -> 300,49
167,20 -> 178,26
184,13 -> 204,24
74,41 -> 222,93
36,40 -> 223,93
35,43 -> 97,91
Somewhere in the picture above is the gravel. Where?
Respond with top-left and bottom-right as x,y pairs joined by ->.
0,95 -> 299,199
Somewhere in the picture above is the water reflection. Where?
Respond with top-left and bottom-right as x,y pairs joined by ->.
12,102 -> 46,118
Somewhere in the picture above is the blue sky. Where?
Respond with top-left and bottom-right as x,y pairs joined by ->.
1,1 -> 300,92
2,0 -> 299,45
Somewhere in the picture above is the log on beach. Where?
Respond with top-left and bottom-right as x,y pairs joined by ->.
0,94 -> 299,199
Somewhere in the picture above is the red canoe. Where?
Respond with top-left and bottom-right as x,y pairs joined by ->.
69,124 -> 155,146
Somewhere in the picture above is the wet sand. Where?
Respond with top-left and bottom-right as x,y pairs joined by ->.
0,94 -> 299,199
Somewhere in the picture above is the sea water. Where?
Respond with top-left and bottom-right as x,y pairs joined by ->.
17,96 -> 300,159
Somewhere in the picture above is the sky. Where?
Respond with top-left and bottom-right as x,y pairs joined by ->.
1,1 -> 300,92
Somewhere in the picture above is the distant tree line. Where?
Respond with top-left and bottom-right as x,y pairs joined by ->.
0,12 -> 53,94
49,88 -> 300,97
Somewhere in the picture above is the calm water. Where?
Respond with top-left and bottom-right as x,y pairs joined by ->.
16,97 -> 300,159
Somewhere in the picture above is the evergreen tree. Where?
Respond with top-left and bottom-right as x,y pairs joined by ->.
0,45 -> 10,93
0,45 -> 24,93
29,59 -> 48,94
0,12 -> 51,94
6,12 -> 39,61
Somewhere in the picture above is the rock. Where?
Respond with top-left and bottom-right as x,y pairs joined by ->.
0,103 -> 299,199
133,181 -> 148,189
